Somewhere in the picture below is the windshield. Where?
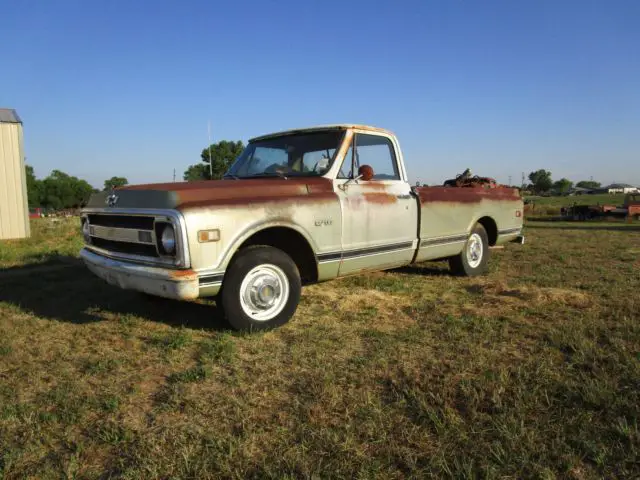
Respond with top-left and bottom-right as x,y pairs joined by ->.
225,130 -> 345,178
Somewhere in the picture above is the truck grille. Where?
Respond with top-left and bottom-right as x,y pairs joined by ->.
91,237 -> 159,257
82,209 -> 188,268
87,214 -> 154,230
85,213 -> 164,260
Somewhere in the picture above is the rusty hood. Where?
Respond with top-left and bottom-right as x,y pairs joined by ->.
84,178 -> 334,210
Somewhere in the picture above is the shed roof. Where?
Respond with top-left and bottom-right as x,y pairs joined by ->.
0,109 -> 22,124
605,183 -> 636,189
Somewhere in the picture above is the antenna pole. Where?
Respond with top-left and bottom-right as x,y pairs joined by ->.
208,120 -> 213,179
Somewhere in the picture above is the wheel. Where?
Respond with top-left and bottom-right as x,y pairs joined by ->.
448,223 -> 490,276
219,246 -> 301,331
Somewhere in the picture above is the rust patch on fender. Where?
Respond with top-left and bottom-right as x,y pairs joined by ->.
169,269 -> 198,281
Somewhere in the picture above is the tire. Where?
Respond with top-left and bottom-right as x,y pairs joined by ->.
219,246 -> 301,331
448,223 -> 490,276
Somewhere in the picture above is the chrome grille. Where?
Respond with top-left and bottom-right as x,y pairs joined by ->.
81,209 -> 189,268
87,214 -> 154,230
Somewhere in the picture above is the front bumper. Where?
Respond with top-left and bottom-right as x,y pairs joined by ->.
80,248 -> 200,300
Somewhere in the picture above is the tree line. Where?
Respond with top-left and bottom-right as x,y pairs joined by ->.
26,166 -> 129,210
527,170 -> 602,195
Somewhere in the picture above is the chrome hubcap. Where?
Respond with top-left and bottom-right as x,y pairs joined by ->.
467,233 -> 483,268
239,264 -> 289,321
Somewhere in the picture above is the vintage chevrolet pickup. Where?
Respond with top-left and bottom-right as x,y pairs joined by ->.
80,125 -> 524,330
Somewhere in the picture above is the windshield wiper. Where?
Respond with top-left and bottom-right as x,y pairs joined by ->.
222,174 -> 240,180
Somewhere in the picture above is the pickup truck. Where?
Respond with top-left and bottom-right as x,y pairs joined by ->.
80,124 -> 524,330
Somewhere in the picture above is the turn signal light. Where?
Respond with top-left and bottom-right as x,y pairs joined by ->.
198,229 -> 220,243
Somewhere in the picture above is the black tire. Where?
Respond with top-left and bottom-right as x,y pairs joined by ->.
448,223 -> 490,276
218,246 -> 301,331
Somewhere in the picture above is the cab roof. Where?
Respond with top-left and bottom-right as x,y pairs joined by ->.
249,124 -> 394,142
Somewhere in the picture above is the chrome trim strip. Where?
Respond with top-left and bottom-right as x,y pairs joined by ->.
317,241 -> 414,263
89,225 -> 156,245
83,245 -> 178,268
420,234 -> 468,247
198,273 -> 224,286
498,227 -> 522,235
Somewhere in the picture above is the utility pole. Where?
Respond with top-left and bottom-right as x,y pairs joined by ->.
207,120 -> 213,179
173,169 -> 176,182
508,175 -> 512,187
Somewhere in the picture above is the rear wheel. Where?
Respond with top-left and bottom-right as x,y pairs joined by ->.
449,223 -> 490,276
219,246 -> 301,331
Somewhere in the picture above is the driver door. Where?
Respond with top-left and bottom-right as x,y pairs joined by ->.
333,132 -> 418,276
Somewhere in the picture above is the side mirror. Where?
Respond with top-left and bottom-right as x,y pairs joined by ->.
358,164 -> 374,181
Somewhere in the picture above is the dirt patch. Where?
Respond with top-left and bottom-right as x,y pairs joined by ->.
468,280 -> 592,309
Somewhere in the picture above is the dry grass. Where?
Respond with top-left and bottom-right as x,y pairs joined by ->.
0,218 -> 639,479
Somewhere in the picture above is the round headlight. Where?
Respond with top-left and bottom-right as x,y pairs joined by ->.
82,220 -> 91,243
161,225 -> 176,254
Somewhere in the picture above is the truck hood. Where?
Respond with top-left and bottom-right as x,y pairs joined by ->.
84,178 -> 333,210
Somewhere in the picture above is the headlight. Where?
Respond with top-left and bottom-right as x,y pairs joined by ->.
82,219 -> 91,243
160,224 -> 176,255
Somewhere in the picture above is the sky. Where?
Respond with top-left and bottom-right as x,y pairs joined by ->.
1,0 -> 638,188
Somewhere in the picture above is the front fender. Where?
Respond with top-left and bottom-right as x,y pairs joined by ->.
216,218 -> 319,271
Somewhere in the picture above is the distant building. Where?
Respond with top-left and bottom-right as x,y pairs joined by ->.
568,186 -> 594,195
602,183 -> 639,194
0,108 -> 30,240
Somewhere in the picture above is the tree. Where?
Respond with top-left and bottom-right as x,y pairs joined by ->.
40,170 -> 94,209
552,178 -> 573,194
25,165 -> 42,207
528,170 -> 553,194
104,176 -> 128,190
576,180 -> 601,189
183,163 -> 211,182
184,140 -> 245,181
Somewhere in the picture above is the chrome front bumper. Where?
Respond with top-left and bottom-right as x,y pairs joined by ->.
80,248 -> 200,300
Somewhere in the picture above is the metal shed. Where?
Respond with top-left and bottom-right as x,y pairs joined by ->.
0,108 -> 30,239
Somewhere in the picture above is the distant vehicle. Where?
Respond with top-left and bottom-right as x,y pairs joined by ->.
28,208 -> 44,218
80,124 -> 525,330
561,193 -> 640,220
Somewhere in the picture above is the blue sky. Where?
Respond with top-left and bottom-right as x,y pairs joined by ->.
2,0 -> 638,188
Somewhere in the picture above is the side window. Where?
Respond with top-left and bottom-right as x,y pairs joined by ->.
355,134 -> 399,180
336,134 -> 400,180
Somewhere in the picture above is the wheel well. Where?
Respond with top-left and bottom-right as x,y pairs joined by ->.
237,227 -> 318,284
477,216 -> 497,246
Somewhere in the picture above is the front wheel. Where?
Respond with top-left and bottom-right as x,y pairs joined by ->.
219,246 -> 301,331
449,223 -> 490,276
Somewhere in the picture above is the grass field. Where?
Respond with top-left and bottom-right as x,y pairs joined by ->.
1,218 -> 639,479
524,194 -> 629,218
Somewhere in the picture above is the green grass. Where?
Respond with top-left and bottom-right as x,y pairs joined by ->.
0,219 -> 639,478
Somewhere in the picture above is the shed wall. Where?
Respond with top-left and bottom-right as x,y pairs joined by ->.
0,122 -> 30,239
